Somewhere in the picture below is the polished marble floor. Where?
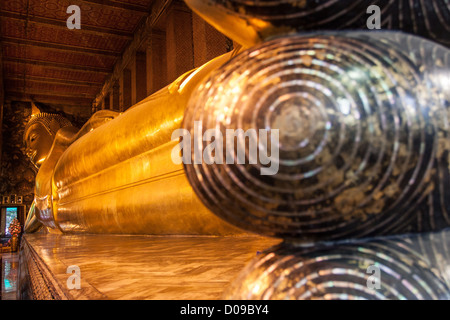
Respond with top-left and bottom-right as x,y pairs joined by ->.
1,252 -> 19,300
22,233 -> 280,300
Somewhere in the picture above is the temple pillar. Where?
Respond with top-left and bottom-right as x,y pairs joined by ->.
135,51 -> 147,103
147,30 -> 167,95
102,94 -> 110,110
130,57 -> 136,106
120,68 -> 132,112
111,81 -> 120,111
192,12 -> 231,67
165,4 -> 194,83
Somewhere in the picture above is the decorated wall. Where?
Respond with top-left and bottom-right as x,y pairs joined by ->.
0,101 -> 35,206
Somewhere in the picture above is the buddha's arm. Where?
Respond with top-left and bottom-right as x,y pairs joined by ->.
67,110 -> 120,144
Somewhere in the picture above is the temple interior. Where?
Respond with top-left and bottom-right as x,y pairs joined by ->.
0,0 -> 450,301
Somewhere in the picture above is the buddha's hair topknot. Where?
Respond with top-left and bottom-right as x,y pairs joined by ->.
24,113 -> 73,141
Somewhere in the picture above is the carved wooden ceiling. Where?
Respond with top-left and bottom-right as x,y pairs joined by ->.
0,0 -> 154,110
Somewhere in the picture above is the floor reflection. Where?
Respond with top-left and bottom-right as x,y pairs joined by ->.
226,228 -> 450,299
1,253 -> 19,300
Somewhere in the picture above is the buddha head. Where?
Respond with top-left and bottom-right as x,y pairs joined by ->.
24,113 -> 72,168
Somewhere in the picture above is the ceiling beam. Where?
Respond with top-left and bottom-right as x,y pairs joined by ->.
6,99 -> 92,108
2,61 -> 109,84
1,37 -> 121,57
6,89 -> 95,99
0,11 -> 134,39
5,92 -> 93,103
5,92 -> 95,106
2,42 -> 116,68
4,75 -> 104,87
3,57 -> 112,74
80,0 -> 151,12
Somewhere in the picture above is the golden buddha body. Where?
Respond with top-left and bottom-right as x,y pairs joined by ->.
23,52 -> 245,235
24,0 -> 450,240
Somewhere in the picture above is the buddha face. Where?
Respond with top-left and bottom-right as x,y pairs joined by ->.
24,122 -> 54,168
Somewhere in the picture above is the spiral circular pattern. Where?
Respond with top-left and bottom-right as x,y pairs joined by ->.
224,230 -> 450,300
183,31 -> 450,240
212,0 -> 450,47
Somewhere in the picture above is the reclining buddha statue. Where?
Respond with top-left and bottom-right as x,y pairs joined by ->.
23,48 -> 246,235
23,0 -> 450,299
24,0 -> 450,239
